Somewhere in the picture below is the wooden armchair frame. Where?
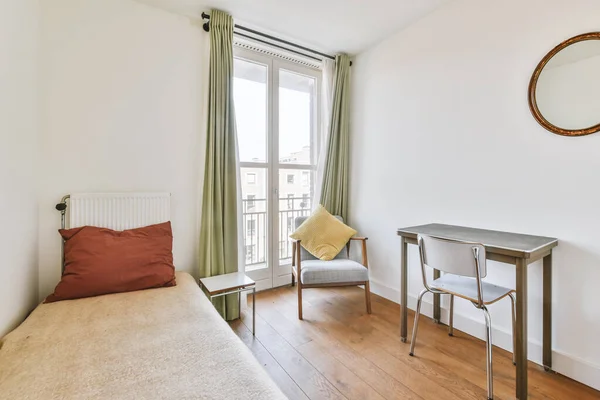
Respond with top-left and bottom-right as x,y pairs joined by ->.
291,238 -> 372,320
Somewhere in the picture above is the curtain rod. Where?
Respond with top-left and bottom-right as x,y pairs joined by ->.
201,12 -> 349,65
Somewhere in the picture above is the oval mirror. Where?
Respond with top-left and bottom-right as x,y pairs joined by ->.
528,32 -> 600,136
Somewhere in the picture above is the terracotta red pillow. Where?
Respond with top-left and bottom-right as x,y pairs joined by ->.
46,221 -> 176,303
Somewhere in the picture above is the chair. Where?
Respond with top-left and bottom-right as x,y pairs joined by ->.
290,215 -> 371,320
410,234 -> 516,400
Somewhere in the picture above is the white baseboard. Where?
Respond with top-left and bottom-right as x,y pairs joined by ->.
369,278 -> 600,391
273,273 -> 292,289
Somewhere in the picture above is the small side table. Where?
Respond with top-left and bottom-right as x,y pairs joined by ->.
199,272 -> 256,335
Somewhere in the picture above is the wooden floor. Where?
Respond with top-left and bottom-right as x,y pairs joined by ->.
229,285 -> 599,400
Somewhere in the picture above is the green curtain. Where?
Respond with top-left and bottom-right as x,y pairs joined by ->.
199,9 -> 239,321
320,54 -> 351,220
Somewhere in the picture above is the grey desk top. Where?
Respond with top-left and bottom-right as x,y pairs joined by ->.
397,223 -> 558,258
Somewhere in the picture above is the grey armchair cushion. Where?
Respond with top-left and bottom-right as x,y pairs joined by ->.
300,259 -> 369,285
294,215 -> 349,261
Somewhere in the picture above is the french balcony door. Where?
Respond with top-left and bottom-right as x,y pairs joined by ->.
234,49 -> 321,290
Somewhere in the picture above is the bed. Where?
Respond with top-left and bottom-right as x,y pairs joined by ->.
0,272 -> 286,399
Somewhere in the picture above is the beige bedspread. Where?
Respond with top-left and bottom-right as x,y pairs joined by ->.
0,272 -> 286,400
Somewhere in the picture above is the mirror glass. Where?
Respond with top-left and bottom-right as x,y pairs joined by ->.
534,38 -> 600,131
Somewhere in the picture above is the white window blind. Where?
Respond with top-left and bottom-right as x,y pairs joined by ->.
233,36 -> 322,70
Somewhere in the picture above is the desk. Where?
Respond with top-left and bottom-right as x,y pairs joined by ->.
397,223 -> 557,400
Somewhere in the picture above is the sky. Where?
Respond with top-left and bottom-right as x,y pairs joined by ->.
233,77 -> 313,163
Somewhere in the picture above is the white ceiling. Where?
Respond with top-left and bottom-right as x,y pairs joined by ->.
135,0 -> 450,54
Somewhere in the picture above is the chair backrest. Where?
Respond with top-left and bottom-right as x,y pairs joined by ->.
418,234 -> 487,279
294,215 -> 349,261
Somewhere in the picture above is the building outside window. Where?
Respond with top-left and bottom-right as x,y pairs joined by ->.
247,173 -> 256,184
301,193 -> 309,209
287,174 -> 294,184
245,245 -> 256,263
247,219 -> 256,236
247,194 -> 256,209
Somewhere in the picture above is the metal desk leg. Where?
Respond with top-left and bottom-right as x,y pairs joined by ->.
515,257 -> 528,399
543,253 -> 552,372
400,237 -> 408,342
433,269 -> 441,323
252,287 -> 256,336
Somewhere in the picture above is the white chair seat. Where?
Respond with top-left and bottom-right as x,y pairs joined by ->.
300,259 -> 369,285
431,274 -> 514,305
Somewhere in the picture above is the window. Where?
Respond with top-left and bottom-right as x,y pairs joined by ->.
247,219 -> 256,236
247,194 -> 256,209
234,49 -> 321,286
302,171 -> 309,186
287,216 -> 294,232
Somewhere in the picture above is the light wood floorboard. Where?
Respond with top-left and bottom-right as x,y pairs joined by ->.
230,285 -> 600,400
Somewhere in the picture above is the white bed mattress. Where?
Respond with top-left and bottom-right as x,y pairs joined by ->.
0,272 -> 286,400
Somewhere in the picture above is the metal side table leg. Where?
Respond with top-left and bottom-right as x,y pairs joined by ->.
252,287 -> 256,336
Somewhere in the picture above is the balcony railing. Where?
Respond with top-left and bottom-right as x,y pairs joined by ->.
242,197 -> 311,269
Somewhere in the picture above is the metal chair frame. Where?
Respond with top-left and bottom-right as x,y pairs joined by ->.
409,235 -> 516,400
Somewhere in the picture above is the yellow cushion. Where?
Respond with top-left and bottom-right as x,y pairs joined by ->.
289,205 -> 357,261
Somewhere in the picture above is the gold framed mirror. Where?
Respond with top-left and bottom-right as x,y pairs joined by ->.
528,32 -> 600,136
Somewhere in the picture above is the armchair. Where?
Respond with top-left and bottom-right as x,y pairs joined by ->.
291,215 -> 372,320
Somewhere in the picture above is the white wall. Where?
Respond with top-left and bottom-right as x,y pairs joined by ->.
350,0 -> 600,389
38,0 -> 208,299
0,0 -> 40,336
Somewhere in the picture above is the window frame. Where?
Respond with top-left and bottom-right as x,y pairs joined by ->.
234,47 -> 322,288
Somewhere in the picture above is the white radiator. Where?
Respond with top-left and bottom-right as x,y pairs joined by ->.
69,193 -> 171,230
